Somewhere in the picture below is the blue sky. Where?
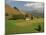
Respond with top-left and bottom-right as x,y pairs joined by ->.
5,0 -> 44,12
6,0 -> 33,11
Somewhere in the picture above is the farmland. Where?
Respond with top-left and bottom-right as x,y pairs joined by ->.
5,1 -> 44,35
6,17 -> 44,34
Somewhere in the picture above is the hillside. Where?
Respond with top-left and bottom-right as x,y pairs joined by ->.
5,4 -> 23,15
5,4 -> 26,20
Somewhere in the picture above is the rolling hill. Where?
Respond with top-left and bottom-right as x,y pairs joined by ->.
5,4 -> 25,15
5,4 -> 26,20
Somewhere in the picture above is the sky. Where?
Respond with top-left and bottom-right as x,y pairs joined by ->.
5,0 -> 44,12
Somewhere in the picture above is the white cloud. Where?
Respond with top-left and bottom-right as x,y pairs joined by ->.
24,3 -> 43,9
24,2 -> 44,13
24,3 -> 33,7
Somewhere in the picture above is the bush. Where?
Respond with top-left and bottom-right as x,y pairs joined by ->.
5,13 -> 9,16
9,15 -> 25,20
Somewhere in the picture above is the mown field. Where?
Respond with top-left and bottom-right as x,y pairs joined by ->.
6,18 -> 44,35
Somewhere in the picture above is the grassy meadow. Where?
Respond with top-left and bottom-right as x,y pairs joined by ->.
5,1 -> 44,35
6,17 -> 44,34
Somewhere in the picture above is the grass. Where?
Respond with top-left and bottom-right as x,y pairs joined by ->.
6,18 -> 44,34
16,18 -> 44,33
6,20 -> 16,34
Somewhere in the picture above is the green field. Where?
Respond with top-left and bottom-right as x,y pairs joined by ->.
6,18 -> 44,34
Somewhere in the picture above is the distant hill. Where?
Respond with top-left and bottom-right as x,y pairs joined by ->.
5,4 -> 26,20
14,7 -> 26,15
5,4 -> 23,15
22,8 -> 44,17
5,4 -> 44,20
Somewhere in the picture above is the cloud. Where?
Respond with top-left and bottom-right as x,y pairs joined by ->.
24,2 -> 44,13
24,3 -> 33,7
24,3 -> 43,9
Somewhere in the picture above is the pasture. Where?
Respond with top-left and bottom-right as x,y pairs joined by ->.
6,18 -> 44,34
